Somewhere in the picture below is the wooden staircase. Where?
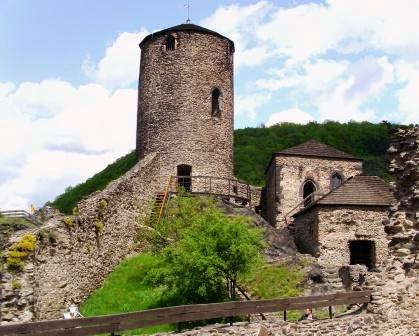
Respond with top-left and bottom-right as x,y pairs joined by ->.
148,177 -> 174,225
149,193 -> 167,225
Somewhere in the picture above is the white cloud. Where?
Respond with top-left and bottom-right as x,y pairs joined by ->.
0,79 -> 137,210
266,108 -> 315,126
395,61 -> 419,124
235,92 -> 272,120
203,0 -> 419,123
83,29 -> 149,89
201,1 -> 273,68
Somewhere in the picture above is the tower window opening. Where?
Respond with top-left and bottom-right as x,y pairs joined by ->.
331,172 -> 343,189
302,180 -> 316,207
211,88 -> 221,117
166,35 -> 176,51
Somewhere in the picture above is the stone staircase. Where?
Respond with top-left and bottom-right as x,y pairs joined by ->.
321,266 -> 345,292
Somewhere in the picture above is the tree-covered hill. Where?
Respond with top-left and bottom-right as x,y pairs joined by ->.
52,121 -> 393,213
234,121 -> 392,185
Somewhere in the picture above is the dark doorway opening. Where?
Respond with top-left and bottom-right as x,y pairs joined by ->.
177,164 -> 192,192
303,180 -> 316,206
349,240 -> 375,270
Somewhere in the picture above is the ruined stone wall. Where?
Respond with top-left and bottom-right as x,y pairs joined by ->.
365,126 -> 419,322
267,156 -> 363,227
1,153 -> 160,322
292,208 -> 319,255
137,30 -> 234,183
387,127 -> 418,267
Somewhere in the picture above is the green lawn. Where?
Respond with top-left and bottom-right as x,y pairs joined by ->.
81,254 -> 311,334
80,253 -> 174,335
240,261 -> 306,300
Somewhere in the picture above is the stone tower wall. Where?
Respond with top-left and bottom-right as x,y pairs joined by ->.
136,30 -> 234,182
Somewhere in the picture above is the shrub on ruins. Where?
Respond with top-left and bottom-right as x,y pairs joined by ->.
143,195 -> 265,305
6,234 -> 36,271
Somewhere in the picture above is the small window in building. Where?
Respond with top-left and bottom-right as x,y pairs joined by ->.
211,88 -> 221,117
303,180 -> 316,207
331,172 -> 343,189
166,35 -> 176,51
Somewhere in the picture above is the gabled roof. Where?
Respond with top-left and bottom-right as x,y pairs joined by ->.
276,140 -> 361,160
139,23 -> 235,49
293,175 -> 395,217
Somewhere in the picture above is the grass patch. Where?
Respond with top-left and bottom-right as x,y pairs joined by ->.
240,261 -> 306,299
80,253 -> 174,335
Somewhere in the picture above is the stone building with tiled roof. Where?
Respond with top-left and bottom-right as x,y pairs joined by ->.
265,140 -> 363,227
264,140 -> 395,273
292,175 -> 394,270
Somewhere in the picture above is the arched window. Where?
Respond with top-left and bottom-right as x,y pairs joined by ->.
211,88 -> 221,116
166,35 -> 176,51
302,180 -> 316,207
331,172 -> 343,189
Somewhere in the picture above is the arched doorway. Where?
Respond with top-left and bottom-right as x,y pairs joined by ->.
303,180 -> 316,206
177,164 -> 192,192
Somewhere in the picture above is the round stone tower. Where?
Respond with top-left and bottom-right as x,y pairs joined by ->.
136,23 -> 234,182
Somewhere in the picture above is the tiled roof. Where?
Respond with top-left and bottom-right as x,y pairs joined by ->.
293,175 -> 395,217
276,140 -> 361,160
317,175 -> 395,206
140,23 -> 234,49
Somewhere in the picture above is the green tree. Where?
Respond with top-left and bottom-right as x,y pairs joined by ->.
144,195 -> 265,305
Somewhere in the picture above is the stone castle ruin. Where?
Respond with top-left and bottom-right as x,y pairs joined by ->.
1,24 -> 418,334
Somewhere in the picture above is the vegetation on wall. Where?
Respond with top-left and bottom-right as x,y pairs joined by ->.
51,121 -> 394,213
6,234 -> 37,271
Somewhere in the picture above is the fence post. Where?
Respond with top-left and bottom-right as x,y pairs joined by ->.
328,306 -> 333,319
283,310 -> 287,321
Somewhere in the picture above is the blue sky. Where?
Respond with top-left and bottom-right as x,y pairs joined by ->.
1,0 -> 418,209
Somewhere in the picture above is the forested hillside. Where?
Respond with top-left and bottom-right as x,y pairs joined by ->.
234,121 -> 392,185
52,121 -> 393,213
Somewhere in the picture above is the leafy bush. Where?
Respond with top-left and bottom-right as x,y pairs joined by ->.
144,195 -> 265,305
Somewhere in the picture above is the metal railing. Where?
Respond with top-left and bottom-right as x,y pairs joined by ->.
169,175 -> 252,205
283,192 -> 324,226
0,210 -> 43,226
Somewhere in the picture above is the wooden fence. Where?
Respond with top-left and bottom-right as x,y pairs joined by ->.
0,210 -> 42,226
0,291 -> 372,336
